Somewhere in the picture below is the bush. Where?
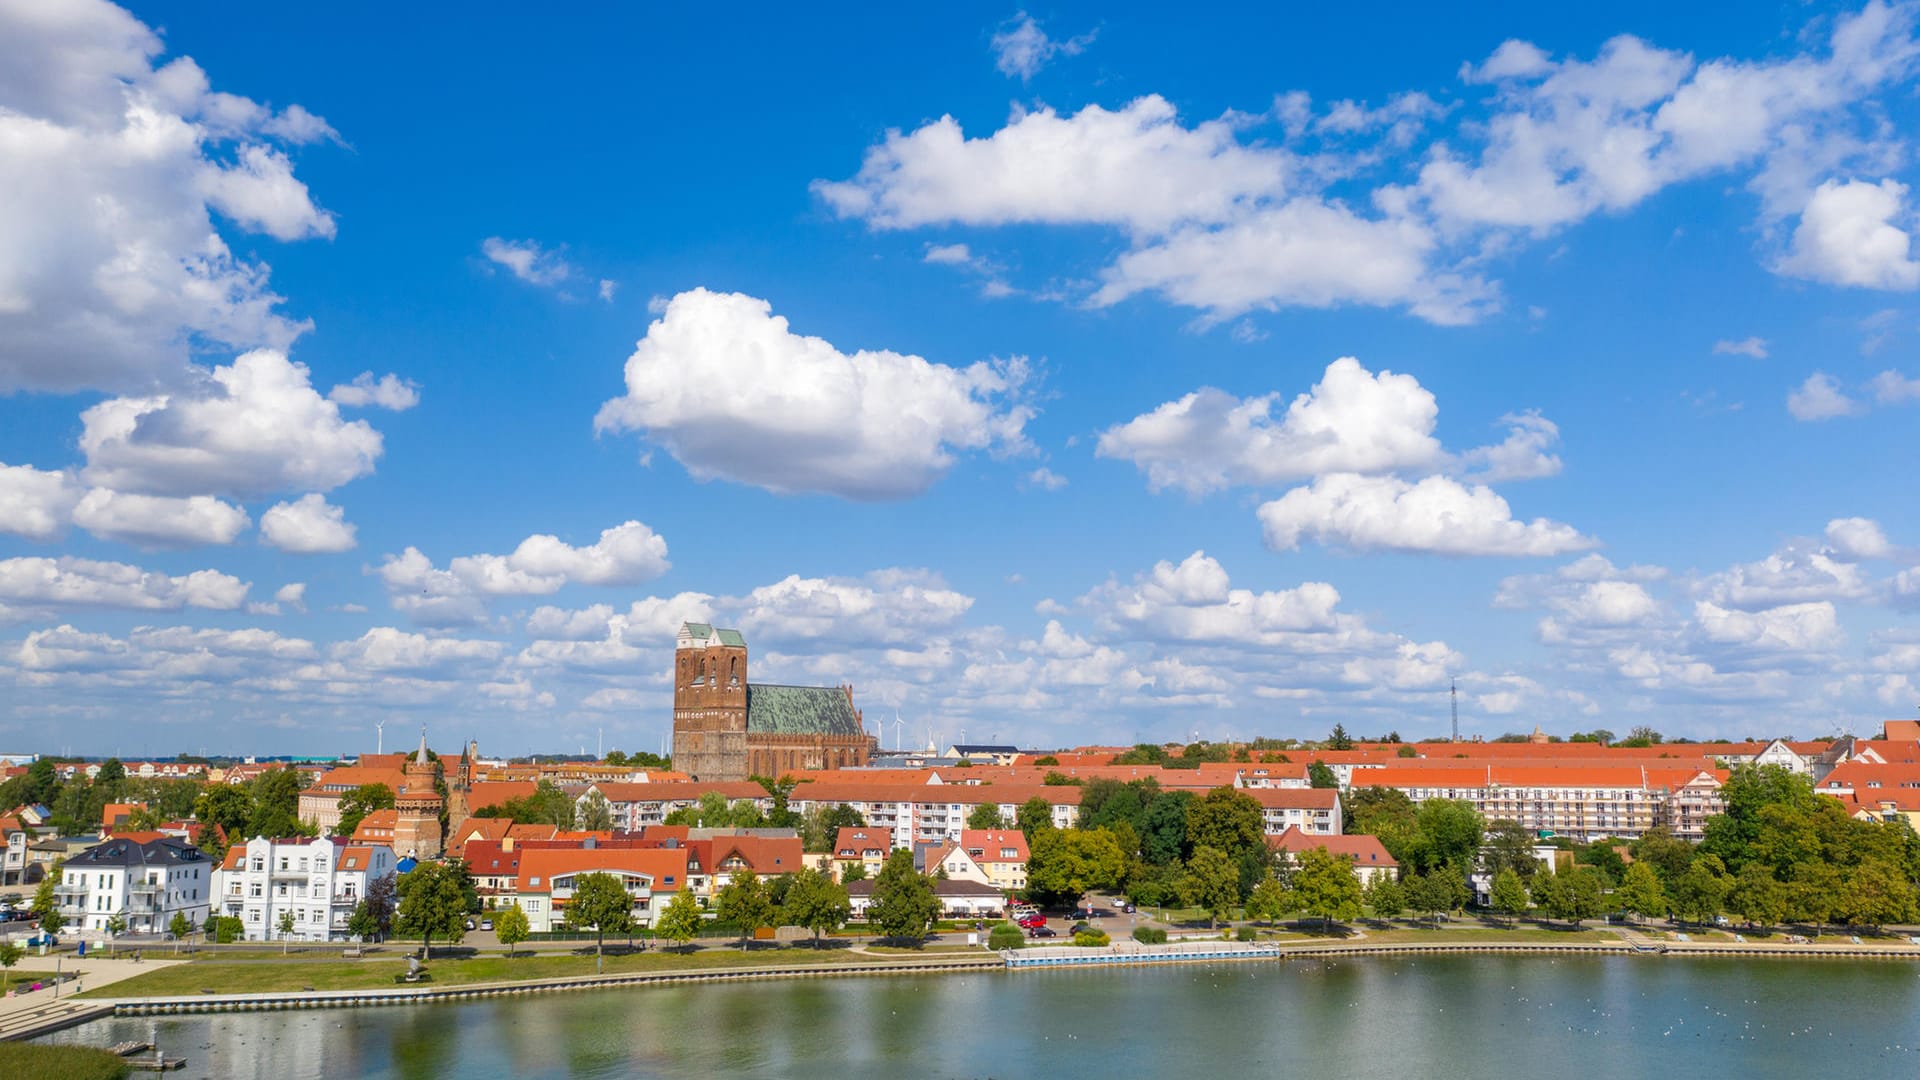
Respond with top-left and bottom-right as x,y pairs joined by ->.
987,924 -> 1024,950
1131,927 -> 1168,944
0,1043 -> 131,1080
1071,929 -> 1110,948
1235,926 -> 1258,942
213,916 -> 244,944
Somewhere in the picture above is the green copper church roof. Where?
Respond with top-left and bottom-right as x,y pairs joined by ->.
746,683 -> 863,737
681,622 -> 746,647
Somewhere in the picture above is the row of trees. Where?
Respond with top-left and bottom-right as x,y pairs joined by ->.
0,758 -> 210,836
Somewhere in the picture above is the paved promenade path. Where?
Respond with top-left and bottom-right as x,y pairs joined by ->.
0,956 -> 185,1040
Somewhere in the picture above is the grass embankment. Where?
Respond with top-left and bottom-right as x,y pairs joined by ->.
1343,927 -> 1619,945
80,945 -> 893,999
0,1043 -> 130,1080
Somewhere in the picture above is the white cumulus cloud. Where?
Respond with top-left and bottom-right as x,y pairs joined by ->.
1257,473 -> 1595,557
1786,371 -> 1862,420
70,488 -> 249,547
0,0 -> 334,392
79,349 -> 384,497
990,12 -> 1095,81
1777,179 -> 1920,290
594,289 -> 1034,500
327,371 -> 420,411
259,493 -> 357,554
0,555 -> 248,610
480,237 -> 574,287
0,463 -> 81,541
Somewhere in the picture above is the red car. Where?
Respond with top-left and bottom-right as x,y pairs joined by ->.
1016,913 -> 1046,929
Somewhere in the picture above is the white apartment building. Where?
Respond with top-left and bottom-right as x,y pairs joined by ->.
55,836 -> 213,935
213,836 -> 397,942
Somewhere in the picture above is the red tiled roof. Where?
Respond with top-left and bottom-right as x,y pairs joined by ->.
833,827 -> 892,857
514,847 -> 690,893
1267,827 -> 1398,867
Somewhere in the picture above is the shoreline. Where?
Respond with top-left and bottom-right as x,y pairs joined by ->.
18,933 -> 1920,1041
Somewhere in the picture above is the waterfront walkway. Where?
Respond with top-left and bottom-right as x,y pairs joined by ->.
0,956 -> 185,1041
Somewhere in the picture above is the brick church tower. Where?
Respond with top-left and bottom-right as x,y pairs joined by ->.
672,623 -> 748,781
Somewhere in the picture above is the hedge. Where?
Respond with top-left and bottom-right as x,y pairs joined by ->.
1131,927 -> 1167,944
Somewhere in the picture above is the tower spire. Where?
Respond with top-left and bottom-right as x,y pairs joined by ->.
1450,680 -> 1459,743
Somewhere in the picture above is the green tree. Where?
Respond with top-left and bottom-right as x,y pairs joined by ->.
1409,798 -> 1484,875
1725,862 -> 1786,928
655,890 -> 703,950
1177,845 -> 1241,930
1490,867 -> 1531,926
0,940 -> 22,992
104,912 -> 127,956
1244,873 -> 1292,926
1185,788 -> 1265,867
1015,797 -> 1055,838
1669,855 -> 1730,926
1481,820 -> 1539,881
333,783 -> 395,838
247,766 -> 310,838
1307,761 -> 1339,789
95,758 -> 128,798
566,872 -> 635,958
30,869 -> 63,936
1534,867 -> 1605,927
276,909 -> 296,952
1615,862 -> 1669,924
194,822 -> 229,863
988,923 -> 1025,950
967,803 -> 1011,830
1835,858 -> 1918,930
196,784 -> 254,838
1327,725 -> 1353,751
868,849 -> 940,944
1364,874 -> 1406,921
575,790 -> 616,832
714,869 -> 774,948
167,911 -> 192,953
1346,785 -> 1419,849
1293,847 -> 1363,931
491,895 -> 529,953
752,774 -> 803,829
1027,827 -> 1128,906
1396,745 -> 1419,758
395,862 -> 468,959
782,866 -> 852,946
841,861 -> 868,883
1630,827 -> 1695,887
1139,790 -> 1194,865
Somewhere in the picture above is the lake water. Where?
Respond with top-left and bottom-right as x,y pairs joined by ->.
42,955 -> 1920,1078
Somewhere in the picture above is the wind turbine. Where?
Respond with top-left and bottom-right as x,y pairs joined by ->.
375,718 -> 385,756
893,711 -> 905,752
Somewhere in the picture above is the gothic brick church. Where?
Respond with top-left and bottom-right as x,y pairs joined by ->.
671,622 -> 875,781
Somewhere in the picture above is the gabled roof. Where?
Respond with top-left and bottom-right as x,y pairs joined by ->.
679,622 -> 747,647
746,684 -> 863,737
1267,827 -> 1397,867
514,847 -> 690,893
833,827 -> 892,857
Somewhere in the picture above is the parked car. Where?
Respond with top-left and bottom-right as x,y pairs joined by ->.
463,918 -> 477,931
1016,913 -> 1045,929
1111,897 -> 1127,908
480,919 -> 494,931
1123,904 -> 1136,914
1070,922 -> 1091,936
1027,927 -> 1057,939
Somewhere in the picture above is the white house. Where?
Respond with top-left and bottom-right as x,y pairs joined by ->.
213,836 -> 397,942
55,836 -> 213,935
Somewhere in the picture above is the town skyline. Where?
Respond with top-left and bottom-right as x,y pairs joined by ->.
8,2 -> 1920,755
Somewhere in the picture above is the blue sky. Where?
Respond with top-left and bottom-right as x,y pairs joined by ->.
5,1 -> 1920,756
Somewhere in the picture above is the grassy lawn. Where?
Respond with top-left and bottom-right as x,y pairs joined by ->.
1341,926 -> 1620,945
0,1043 -> 130,1080
79,945 -> 885,999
